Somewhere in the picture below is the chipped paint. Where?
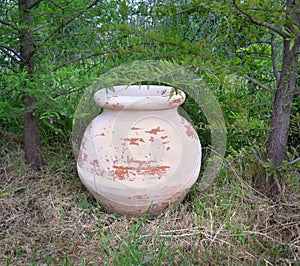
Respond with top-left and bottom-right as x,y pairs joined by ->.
91,159 -> 99,166
95,132 -> 105,137
110,165 -> 170,182
126,157 -> 157,166
137,165 -> 170,177
107,154 -> 171,181
77,150 -> 88,167
111,165 -> 131,180
145,126 -> 164,135
171,98 -> 182,103
110,160 -> 170,181
184,123 -> 198,139
123,137 -> 145,145
111,103 -> 121,109
148,136 -> 155,142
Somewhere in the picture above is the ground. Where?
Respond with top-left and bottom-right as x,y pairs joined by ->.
0,140 -> 299,265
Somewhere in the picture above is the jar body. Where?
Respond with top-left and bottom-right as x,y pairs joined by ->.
77,85 -> 201,217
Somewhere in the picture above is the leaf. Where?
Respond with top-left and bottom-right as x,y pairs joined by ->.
0,186 -> 27,197
10,186 -> 27,193
0,192 -> 9,198
78,199 -> 92,209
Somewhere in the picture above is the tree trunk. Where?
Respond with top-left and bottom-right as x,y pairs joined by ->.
265,37 -> 300,197
19,0 -> 43,168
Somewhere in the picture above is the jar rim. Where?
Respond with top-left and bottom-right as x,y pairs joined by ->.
94,85 -> 186,110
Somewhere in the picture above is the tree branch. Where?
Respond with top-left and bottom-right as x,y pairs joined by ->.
26,0 -> 102,64
248,8 -> 283,13
284,157 -> 300,166
287,0 -> 300,36
291,35 -> 300,54
232,0 -> 289,39
242,73 -> 275,93
51,53 -> 102,72
39,39 -> 148,74
28,0 -> 44,10
38,51 -> 107,74
144,32 -> 276,93
0,109 -> 33,119
51,86 -> 86,98
196,53 -> 275,92
275,157 -> 300,169
87,0 -> 102,9
49,0 -> 64,10
0,45 -> 23,62
246,137 -> 266,165
0,19 -> 20,32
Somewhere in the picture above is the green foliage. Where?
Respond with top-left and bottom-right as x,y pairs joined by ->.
0,0 -> 147,143
1,0 -> 299,188
132,0 -> 299,165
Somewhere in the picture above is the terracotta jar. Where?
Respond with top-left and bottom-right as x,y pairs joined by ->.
77,85 -> 201,217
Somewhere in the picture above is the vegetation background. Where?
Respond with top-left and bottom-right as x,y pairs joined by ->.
0,0 -> 299,265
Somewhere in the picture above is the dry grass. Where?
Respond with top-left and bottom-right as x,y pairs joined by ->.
0,141 -> 299,265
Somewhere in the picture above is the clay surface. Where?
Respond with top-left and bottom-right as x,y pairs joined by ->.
77,85 -> 202,217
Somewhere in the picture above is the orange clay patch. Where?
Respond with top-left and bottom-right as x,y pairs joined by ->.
171,98 -> 182,103
110,163 -> 170,180
149,136 -> 155,142
145,126 -> 163,135
183,120 -> 198,139
111,165 -> 132,180
123,137 -> 145,145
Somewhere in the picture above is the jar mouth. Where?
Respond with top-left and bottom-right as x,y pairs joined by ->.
94,85 -> 186,110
